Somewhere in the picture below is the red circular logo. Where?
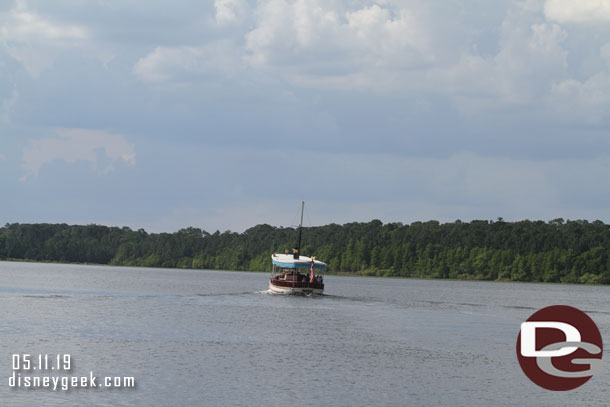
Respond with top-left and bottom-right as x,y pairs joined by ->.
516,305 -> 603,391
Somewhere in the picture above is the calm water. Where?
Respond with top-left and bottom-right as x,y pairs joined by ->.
1,261 -> 610,406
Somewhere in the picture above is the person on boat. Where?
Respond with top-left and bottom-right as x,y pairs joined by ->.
310,258 -> 315,283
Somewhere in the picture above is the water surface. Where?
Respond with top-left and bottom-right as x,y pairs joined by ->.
1,261 -> 609,406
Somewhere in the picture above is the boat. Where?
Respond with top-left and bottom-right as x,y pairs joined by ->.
269,202 -> 327,295
269,253 -> 326,295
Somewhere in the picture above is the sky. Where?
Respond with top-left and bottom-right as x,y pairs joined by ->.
1,0 -> 610,233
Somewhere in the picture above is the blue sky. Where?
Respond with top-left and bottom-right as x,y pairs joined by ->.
1,0 -> 610,232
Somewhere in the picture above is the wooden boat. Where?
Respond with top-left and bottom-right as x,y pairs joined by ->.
268,202 -> 326,295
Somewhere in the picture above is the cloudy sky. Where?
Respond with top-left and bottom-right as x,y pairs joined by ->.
1,0 -> 610,232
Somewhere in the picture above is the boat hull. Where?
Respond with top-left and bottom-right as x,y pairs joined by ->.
268,281 -> 323,295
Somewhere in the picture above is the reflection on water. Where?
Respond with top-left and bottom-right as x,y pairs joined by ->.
1,261 -> 610,406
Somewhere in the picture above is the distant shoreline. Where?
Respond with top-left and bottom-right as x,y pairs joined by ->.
3,258 -> 609,287
2,220 -> 610,285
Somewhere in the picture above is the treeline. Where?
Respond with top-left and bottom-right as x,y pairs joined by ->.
1,219 -> 610,284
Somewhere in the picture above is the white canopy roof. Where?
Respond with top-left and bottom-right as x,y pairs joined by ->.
271,253 -> 327,269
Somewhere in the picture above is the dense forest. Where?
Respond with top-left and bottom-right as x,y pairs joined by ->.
1,219 -> 610,284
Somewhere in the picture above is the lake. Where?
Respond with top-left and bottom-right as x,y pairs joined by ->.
1,261 -> 609,406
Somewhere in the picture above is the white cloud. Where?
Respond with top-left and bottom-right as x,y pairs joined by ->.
545,0 -> 610,23
0,0 -> 89,76
4,5 -> 87,41
214,0 -> 247,25
240,0 -> 577,114
134,1 -> 439,89
130,0 -> 608,120
546,40 -> 610,122
20,128 -> 135,181
244,0 -> 434,89
549,73 -> 610,122
427,1 -> 569,111
133,40 -> 242,83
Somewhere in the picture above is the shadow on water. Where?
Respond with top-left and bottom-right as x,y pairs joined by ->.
501,305 -> 536,310
196,291 -> 255,297
22,294 -> 70,299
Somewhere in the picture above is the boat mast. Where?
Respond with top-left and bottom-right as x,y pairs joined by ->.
294,201 -> 304,259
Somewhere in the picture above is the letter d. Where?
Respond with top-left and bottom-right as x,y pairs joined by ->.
521,321 -> 581,357
9,372 -> 15,387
